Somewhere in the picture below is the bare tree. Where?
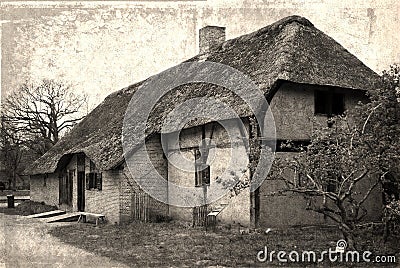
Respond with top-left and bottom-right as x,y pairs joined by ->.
269,118 -> 382,250
0,116 -> 24,190
269,66 -> 400,249
2,79 -> 87,155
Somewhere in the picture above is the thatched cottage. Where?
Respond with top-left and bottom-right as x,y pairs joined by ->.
27,16 -> 382,227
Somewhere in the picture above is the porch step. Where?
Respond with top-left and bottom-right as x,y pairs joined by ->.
46,212 -> 82,223
26,210 -> 66,219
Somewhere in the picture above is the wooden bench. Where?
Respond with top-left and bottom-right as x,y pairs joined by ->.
206,205 -> 227,230
77,212 -> 106,226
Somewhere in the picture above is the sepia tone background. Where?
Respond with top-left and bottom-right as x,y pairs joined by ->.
1,0 -> 399,109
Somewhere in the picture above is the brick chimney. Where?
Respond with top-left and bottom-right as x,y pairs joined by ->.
199,26 -> 226,54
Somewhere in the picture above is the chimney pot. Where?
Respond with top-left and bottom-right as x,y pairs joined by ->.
199,26 -> 226,54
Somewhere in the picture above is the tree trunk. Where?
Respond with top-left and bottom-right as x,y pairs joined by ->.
12,169 -> 16,191
340,223 -> 357,250
383,220 -> 390,242
337,200 -> 357,250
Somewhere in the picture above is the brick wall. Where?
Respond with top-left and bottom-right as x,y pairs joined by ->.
120,134 -> 169,223
30,173 -> 59,207
85,170 -> 121,224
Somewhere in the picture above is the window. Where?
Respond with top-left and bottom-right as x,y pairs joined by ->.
314,90 -> 345,116
86,159 -> 102,191
194,149 -> 210,187
86,172 -> 102,191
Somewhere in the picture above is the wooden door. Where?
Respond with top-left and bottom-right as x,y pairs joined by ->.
77,171 -> 85,212
59,171 -> 73,207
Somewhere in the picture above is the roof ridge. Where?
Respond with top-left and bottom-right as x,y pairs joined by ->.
224,15 -> 313,49
192,15 -> 315,61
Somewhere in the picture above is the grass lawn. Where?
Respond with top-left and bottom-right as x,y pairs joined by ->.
49,222 -> 399,267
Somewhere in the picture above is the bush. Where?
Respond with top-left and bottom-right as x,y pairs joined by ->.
151,214 -> 173,223
15,200 -> 58,216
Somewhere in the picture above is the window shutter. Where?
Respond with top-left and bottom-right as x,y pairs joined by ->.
86,173 -> 90,190
96,173 -> 102,191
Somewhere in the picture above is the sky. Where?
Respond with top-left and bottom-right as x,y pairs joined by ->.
1,0 -> 399,108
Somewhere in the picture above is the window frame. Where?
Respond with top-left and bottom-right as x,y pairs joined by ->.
86,172 -> 102,191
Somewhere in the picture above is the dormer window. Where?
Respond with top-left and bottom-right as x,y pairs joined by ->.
314,90 -> 345,116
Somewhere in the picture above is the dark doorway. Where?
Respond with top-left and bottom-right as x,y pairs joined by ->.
77,171 -> 85,212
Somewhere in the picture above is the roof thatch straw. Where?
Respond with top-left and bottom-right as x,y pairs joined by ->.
27,15 -> 381,175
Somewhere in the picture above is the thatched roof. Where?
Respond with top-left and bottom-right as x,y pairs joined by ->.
27,15 -> 381,175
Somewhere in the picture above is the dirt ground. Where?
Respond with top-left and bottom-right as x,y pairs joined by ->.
0,214 -> 127,268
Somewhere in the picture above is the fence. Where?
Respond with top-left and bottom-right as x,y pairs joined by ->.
132,191 -> 153,222
192,205 -> 210,227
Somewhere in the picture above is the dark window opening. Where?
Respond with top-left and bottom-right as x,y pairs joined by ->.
332,93 -> 345,115
315,90 -> 345,116
383,173 -> 399,205
276,140 -> 311,152
86,172 -> 102,191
